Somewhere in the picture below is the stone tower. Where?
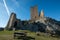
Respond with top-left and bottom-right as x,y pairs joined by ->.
35,9 -> 45,23
39,10 -> 45,23
6,13 -> 16,30
40,10 -> 44,18
30,6 -> 39,20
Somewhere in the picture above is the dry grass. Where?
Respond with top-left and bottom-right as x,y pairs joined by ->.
0,30 -> 60,40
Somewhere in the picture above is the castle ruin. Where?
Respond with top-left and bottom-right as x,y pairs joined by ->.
30,6 -> 45,23
6,6 -> 45,30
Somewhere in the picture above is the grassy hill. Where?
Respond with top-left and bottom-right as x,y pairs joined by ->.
0,30 -> 60,40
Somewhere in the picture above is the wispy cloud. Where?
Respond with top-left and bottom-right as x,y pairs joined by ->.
3,0 -> 10,16
0,0 -> 15,27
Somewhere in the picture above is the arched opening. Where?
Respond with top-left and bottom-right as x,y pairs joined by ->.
14,21 -> 17,28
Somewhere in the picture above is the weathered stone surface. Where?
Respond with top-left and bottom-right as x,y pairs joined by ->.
5,6 -> 60,35
30,6 -> 39,20
5,12 -> 21,30
30,6 -> 45,24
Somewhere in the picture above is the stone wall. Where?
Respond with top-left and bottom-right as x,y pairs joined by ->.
6,13 -> 16,30
30,6 -> 39,20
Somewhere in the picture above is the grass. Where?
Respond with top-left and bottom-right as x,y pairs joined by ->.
0,30 -> 60,40
0,30 -> 13,40
0,31 -> 13,35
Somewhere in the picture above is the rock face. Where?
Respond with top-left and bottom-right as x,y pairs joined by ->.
30,6 -> 60,33
5,6 -> 60,34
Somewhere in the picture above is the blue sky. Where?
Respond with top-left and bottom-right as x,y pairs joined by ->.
0,0 -> 60,27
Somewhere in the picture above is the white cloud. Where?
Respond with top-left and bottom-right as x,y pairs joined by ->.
0,1 -> 15,27
3,0 -> 10,16
0,2 -> 9,27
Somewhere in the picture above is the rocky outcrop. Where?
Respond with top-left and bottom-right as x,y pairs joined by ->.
5,6 -> 60,35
